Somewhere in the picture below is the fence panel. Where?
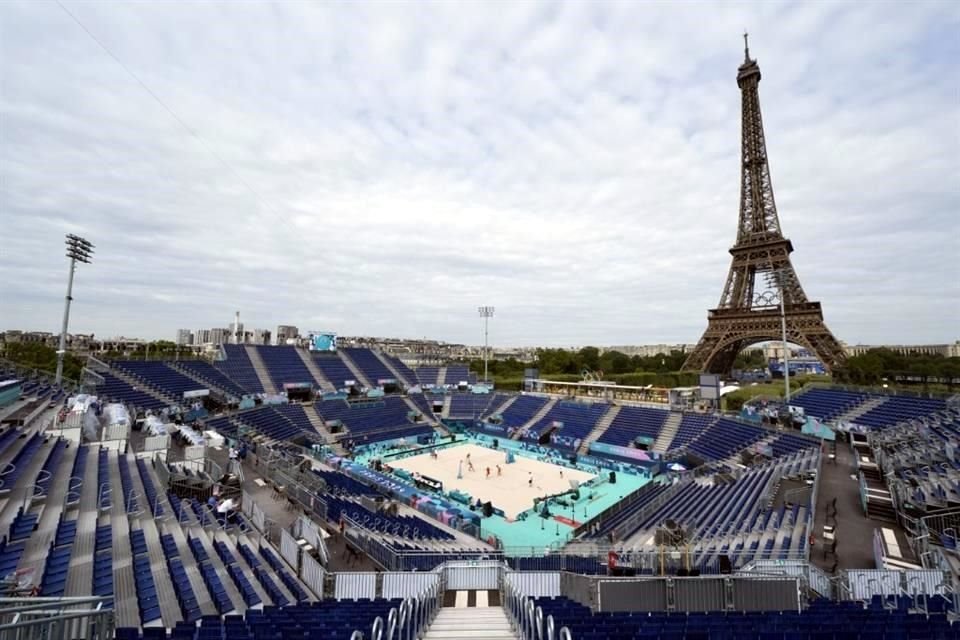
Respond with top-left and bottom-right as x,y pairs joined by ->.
335,573 -> 377,600
184,444 -> 206,461
241,490 -> 254,518
905,569 -> 948,596
382,572 -> 439,599
252,502 -> 266,532
732,577 -> 800,612
598,580 -> 666,612
504,572 -> 561,598
847,570 -> 902,600
444,561 -> 501,590
143,435 -> 170,452
301,552 -> 326,600
675,577 -> 725,611
280,529 -> 301,572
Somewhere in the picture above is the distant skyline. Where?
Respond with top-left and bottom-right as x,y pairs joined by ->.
2,2 -> 958,347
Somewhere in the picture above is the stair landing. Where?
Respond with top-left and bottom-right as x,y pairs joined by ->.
426,594 -> 515,640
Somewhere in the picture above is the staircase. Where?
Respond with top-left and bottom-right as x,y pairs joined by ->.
244,346 -> 277,394
837,396 -> 887,424
436,366 -> 447,386
579,405 -> 621,455
490,396 -> 517,418
652,411 -> 683,454
303,404 -> 334,438
442,395 -> 452,419
295,348 -> 336,392
404,397 -> 438,425
425,605 -> 516,640
336,350 -> 373,388
373,351 -> 414,387
513,398 -> 558,439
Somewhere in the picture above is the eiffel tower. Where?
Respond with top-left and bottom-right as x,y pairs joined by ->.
683,36 -> 846,375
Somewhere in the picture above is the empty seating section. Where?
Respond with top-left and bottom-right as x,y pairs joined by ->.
669,413 -> 717,450
216,345 -> 265,394
96,371 -> 168,411
686,418 -> 766,462
204,415 -> 239,439
526,401 -> 610,448
342,348 -> 395,385
7,506 -> 38,542
129,528 -> 162,623
254,346 -> 315,389
584,481 -> 674,540
415,366 -> 440,386
116,598 -> 400,640
619,453 -> 817,567
449,393 -> 495,418
599,406 -> 668,447
532,596 -> 958,640
66,444 -> 88,504
112,361 -> 205,402
0,432 -> 45,492
481,392 -> 516,418
788,388 -> 867,421
166,555 -> 202,622
856,395 -> 947,429
499,395 -> 549,428
234,405 -> 318,441
312,353 -> 357,389
118,454 -> 140,513
34,436 -> 67,497
407,393 -> 434,418
40,515 -> 76,596
93,523 -> 113,607
177,360 -> 249,397
188,534 -> 235,613
770,433 -> 819,458
323,493 -> 454,541
383,354 -> 419,386
136,457 -> 164,517
443,364 -> 473,384
315,397 -> 434,443
97,447 -> 111,510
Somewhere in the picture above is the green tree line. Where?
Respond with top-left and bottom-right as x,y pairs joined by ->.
835,348 -> 960,387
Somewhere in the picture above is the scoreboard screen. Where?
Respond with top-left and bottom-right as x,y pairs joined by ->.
309,332 -> 337,352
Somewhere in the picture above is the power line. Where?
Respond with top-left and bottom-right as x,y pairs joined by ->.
55,0 -> 282,218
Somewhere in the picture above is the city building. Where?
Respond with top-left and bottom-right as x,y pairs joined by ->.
276,325 -> 299,345
176,329 -> 193,346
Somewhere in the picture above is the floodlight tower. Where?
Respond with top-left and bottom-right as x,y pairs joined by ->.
478,306 -> 495,383
56,234 -> 94,385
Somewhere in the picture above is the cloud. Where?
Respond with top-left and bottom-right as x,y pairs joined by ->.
1,0 -> 957,347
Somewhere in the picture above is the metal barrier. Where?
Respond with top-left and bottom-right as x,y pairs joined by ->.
0,595 -> 114,640
506,584 -> 573,640
355,580 -> 441,640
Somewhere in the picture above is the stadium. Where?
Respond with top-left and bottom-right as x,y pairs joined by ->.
2,9 -> 958,640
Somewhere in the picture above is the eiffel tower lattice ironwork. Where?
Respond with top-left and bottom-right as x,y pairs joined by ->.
683,37 -> 847,375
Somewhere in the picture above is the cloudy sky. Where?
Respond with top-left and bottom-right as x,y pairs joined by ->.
1,1 -> 957,347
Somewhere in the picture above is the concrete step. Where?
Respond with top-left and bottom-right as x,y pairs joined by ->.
426,606 -> 516,640
244,345 -> 277,394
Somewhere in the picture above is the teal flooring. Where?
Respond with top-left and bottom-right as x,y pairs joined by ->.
355,433 -> 650,550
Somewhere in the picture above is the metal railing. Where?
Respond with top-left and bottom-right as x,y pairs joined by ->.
0,595 -> 114,640
352,580 -> 441,640
506,584 -> 572,640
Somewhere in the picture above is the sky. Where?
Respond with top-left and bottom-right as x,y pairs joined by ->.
1,1 -> 958,348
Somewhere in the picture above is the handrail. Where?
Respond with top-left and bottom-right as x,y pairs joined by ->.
97,482 -> 111,510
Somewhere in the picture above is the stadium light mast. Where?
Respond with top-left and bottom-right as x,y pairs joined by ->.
478,306 -> 495,383
56,234 -> 94,385
769,268 -> 791,404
